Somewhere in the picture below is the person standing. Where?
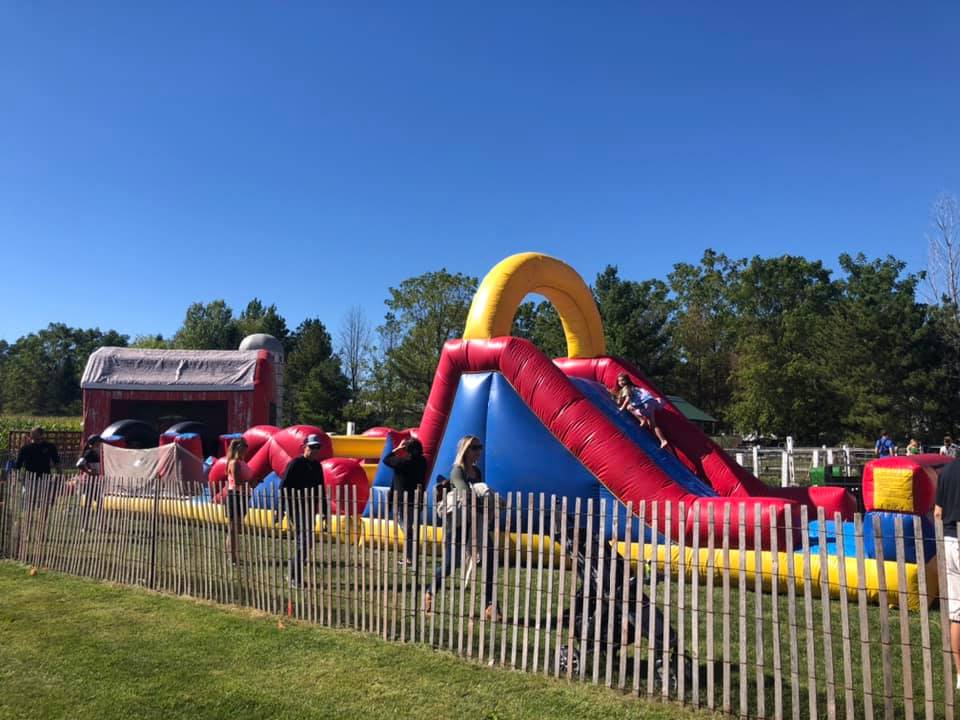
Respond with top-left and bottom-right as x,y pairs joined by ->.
943,436 -> 960,458
14,426 -> 62,477
14,426 -> 62,505
281,434 -> 327,587
76,435 -> 103,531
906,438 -> 921,456
384,438 -> 427,565
223,438 -> 251,567
423,435 -> 498,621
935,455 -> 960,690
875,430 -> 895,457
76,435 -> 102,475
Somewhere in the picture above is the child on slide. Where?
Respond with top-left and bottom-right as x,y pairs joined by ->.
616,373 -> 670,449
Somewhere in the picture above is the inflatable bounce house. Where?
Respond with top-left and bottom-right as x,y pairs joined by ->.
369,253 -> 853,538
88,252 -> 946,607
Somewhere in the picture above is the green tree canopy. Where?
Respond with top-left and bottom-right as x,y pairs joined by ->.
667,250 -> 743,421
284,319 -> 350,431
236,299 -> 291,353
370,270 -> 478,426
594,265 -> 676,384
172,300 -> 239,350
726,255 -> 841,441
0,324 -> 128,415
512,299 -> 566,358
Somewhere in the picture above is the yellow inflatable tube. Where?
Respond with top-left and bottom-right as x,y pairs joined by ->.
100,496 -> 937,609
613,541 -> 939,611
463,252 -> 606,359
329,435 -> 386,459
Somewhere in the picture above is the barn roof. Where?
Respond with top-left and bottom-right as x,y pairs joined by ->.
81,347 -> 262,392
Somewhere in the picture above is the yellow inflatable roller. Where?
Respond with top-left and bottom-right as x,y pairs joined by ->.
613,541 -> 939,611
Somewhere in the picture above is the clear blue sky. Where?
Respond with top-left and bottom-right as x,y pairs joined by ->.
2,3 -> 957,345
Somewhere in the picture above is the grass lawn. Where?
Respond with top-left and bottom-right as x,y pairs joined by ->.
0,562 -> 714,720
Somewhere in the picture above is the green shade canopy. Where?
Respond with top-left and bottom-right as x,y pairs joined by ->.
666,395 -> 718,424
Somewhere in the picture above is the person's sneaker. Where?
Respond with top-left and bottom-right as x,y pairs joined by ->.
654,655 -> 678,694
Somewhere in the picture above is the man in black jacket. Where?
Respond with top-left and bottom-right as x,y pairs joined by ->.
14,426 -> 62,507
15,426 -> 61,477
281,434 -> 327,587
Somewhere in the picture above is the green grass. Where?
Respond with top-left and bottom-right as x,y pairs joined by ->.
0,562 -> 715,720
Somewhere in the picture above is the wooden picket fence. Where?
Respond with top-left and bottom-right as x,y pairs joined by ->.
0,469 -> 957,720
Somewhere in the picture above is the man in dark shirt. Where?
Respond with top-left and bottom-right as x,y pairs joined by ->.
384,438 -> 427,564
935,457 -> 960,689
14,426 -> 61,476
14,426 -> 62,507
281,434 -> 327,587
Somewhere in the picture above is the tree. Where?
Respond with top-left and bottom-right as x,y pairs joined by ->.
826,253 -> 946,444
726,255 -> 841,442
667,250 -> 743,420
131,334 -> 169,349
925,192 -> 960,389
235,299 -> 291,353
593,266 -> 676,384
284,319 -> 350,430
172,300 -> 239,350
338,305 -> 373,399
926,192 -> 960,309
512,299 -> 566,358
374,270 -> 478,426
0,324 -> 129,415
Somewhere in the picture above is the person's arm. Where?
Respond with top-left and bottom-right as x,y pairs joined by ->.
449,465 -> 470,492
51,444 -> 61,473
319,468 -> 328,529
384,445 -> 408,470
935,504 -> 943,520
13,446 -> 25,470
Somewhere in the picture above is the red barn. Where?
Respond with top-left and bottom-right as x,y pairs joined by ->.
80,347 -> 279,442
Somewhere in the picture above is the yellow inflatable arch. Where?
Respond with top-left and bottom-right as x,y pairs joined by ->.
463,252 -> 606,359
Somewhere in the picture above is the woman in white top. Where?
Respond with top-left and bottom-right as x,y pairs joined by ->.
423,435 -> 498,620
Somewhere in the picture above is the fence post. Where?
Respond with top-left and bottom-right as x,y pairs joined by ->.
786,436 -> 795,486
752,446 -> 760,476
812,449 -> 819,468
149,472 -> 161,590
736,452 -> 745,467
780,450 -> 789,488
843,445 -> 852,476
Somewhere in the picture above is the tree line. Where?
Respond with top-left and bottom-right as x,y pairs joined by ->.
3,197 -> 959,446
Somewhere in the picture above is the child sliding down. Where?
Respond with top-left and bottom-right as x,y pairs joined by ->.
616,373 -> 670,449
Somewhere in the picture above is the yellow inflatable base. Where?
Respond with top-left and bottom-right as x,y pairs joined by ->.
99,496 -> 938,609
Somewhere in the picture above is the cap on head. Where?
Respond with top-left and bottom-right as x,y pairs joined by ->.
304,434 -> 324,448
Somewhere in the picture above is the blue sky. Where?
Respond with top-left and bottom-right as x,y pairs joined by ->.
2,3 -> 957,345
